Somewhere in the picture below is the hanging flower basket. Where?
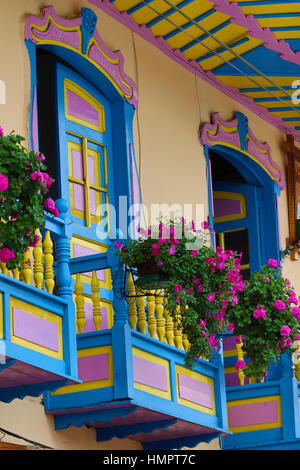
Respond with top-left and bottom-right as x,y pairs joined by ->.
0,127 -> 58,270
226,259 -> 299,381
134,261 -> 170,290
115,218 -> 243,368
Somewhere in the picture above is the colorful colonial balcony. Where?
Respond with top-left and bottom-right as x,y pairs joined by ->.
221,336 -> 300,450
0,200 -> 79,402
44,242 -> 230,450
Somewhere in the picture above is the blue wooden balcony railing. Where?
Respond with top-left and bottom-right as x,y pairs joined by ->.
43,238 -> 231,450
0,199 -> 79,402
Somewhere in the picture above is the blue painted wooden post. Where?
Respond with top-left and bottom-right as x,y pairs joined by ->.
54,199 -> 77,379
107,239 -> 134,400
279,352 -> 299,441
210,338 -> 229,432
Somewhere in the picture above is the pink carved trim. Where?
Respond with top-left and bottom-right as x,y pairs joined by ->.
25,6 -> 137,107
31,85 -> 39,153
130,143 -> 140,239
200,112 -> 285,189
88,0 -> 300,143
212,0 -> 300,68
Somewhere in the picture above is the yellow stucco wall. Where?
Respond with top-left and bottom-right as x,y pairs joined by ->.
0,0 -> 298,451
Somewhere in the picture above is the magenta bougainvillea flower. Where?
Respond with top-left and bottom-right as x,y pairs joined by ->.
280,325 -> 291,337
207,293 -> 215,302
174,284 -> 183,293
267,258 -> 278,268
273,299 -> 286,310
0,247 -> 15,263
235,360 -> 246,370
253,306 -> 266,319
0,173 -> 9,191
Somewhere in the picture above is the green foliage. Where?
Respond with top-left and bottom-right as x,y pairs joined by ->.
0,131 -> 53,269
227,264 -> 299,380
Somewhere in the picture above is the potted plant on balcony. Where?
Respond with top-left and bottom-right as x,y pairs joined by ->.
116,218 -> 244,367
226,259 -> 300,381
0,127 -> 58,270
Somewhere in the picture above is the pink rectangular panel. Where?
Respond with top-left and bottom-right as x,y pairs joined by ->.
89,188 -> 97,216
80,302 -> 108,333
67,89 -> 99,127
178,373 -> 214,409
13,308 -> 59,352
88,154 -> 96,185
213,199 -> 241,218
72,149 -> 84,180
228,400 -> 278,428
73,243 -> 106,282
73,183 -> 85,212
133,356 -> 168,392
223,336 -> 237,351
77,353 -> 109,382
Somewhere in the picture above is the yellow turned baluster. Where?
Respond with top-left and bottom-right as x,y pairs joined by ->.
163,297 -> 174,346
293,341 -> 300,381
155,292 -> 165,342
236,339 -> 245,385
75,273 -> 86,334
136,287 -> 147,334
127,271 -> 137,331
21,248 -> 32,284
33,229 -> 44,289
43,230 -> 55,294
182,333 -> 190,352
0,263 -> 9,276
174,306 -> 183,350
91,270 -> 101,331
147,291 -> 156,338
12,268 -> 20,280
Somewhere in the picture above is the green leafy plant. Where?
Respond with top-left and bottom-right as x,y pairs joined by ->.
116,218 -> 243,368
227,260 -> 300,380
0,128 -> 58,269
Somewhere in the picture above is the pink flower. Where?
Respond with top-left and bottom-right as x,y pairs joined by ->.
205,257 -> 214,265
197,284 -> 204,293
273,299 -> 286,311
216,261 -> 226,270
44,197 -> 56,212
157,261 -> 163,267
235,336 -> 241,344
227,323 -> 234,332
0,174 -> 9,191
114,241 -> 122,249
296,334 -> 300,341
235,360 -> 246,371
29,234 -> 40,247
287,296 -> 298,305
267,258 -> 278,268
0,126 -> 3,137
191,250 -> 198,257
168,245 -> 176,255
35,152 -> 46,162
176,296 -> 181,305
201,221 -> 209,229
158,237 -> 167,243
280,325 -> 291,337
0,247 -> 15,263
53,207 -> 59,217
207,293 -> 215,302
174,284 -> 183,293
152,243 -> 160,251
231,295 -> 239,306
253,306 -> 266,319
192,277 -> 199,285
291,306 -> 300,320
187,288 -> 193,295
200,319 -> 206,327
